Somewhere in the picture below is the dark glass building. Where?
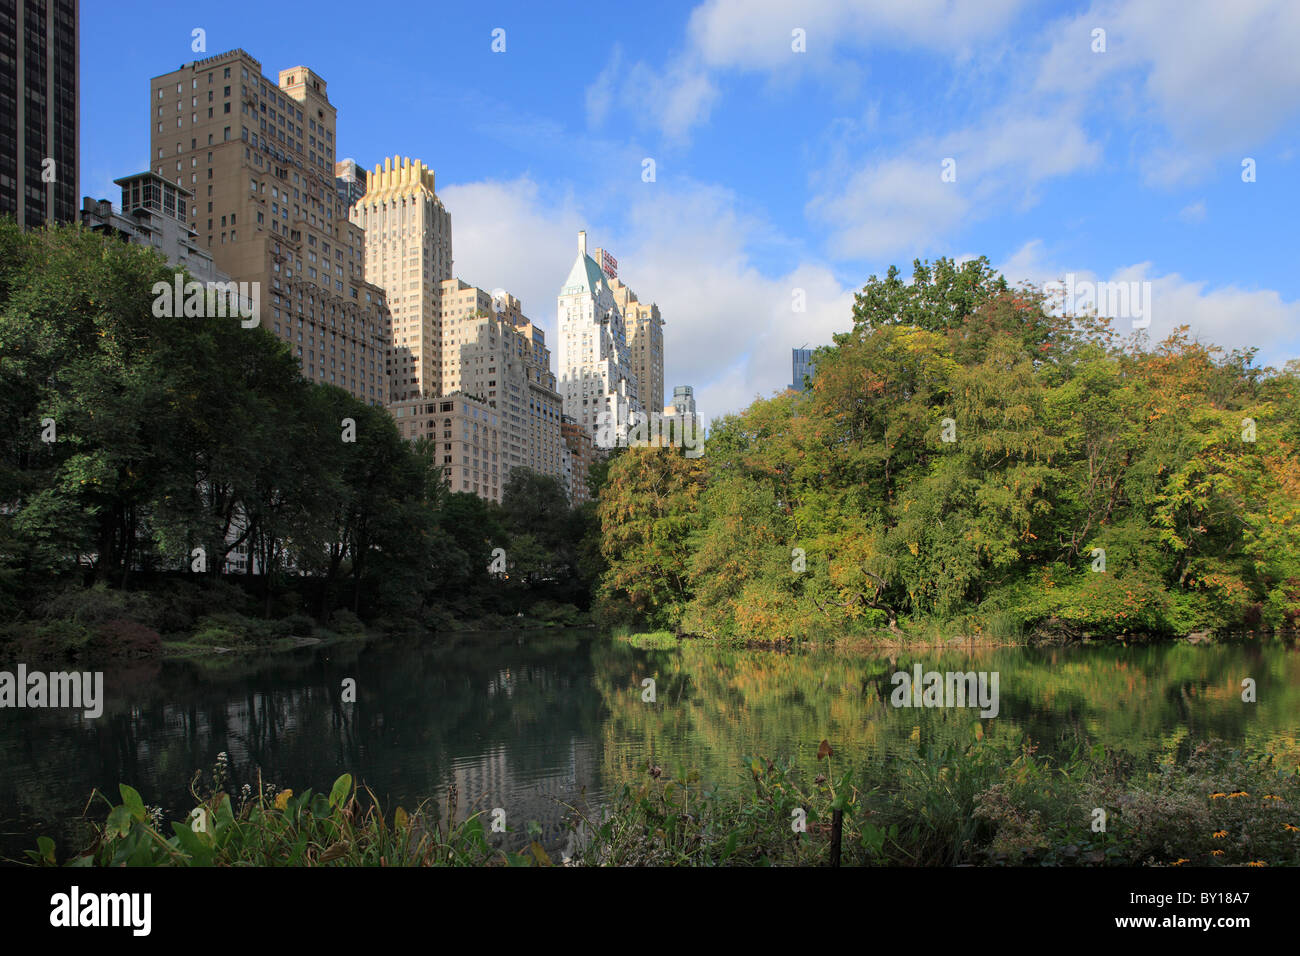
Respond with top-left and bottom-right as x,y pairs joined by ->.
790,347 -> 816,392
0,0 -> 79,226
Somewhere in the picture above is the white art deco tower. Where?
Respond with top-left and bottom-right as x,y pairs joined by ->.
556,231 -> 640,439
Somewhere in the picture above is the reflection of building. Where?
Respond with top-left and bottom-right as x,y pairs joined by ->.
449,736 -> 600,850
1,0 -> 79,226
80,172 -> 226,283
149,50 -> 391,406
790,347 -> 816,392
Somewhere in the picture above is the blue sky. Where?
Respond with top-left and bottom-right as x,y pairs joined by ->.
81,0 -> 1300,419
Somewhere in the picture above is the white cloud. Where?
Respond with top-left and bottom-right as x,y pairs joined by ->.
687,0 -> 1027,70
1178,201 -> 1207,224
808,104 -> 1101,259
998,239 -> 1300,366
585,46 -> 719,145
1036,0 -> 1300,184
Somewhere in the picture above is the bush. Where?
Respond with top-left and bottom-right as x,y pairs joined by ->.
88,619 -> 162,658
284,613 -> 316,637
328,609 -> 366,636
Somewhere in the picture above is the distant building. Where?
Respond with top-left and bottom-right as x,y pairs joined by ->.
390,392 -> 503,502
1,0 -> 79,225
557,231 -> 640,442
334,158 -> 367,209
149,50 -> 391,407
80,172 -> 225,283
664,385 -> 696,417
790,347 -> 816,392
349,156 -> 453,402
598,246 -> 664,417
560,416 -> 595,505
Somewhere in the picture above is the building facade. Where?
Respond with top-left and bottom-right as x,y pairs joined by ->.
438,278 -> 564,488
149,50 -> 390,406
80,171 -> 225,283
791,347 -> 816,392
0,0 -> 78,225
334,157 -> 366,209
560,416 -> 595,505
349,155 -> 453,403
557,231 -> 640,443
603,259 -> 664,418
390,392 -> 503,500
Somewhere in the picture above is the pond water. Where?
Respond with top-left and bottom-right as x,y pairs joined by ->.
2,629 -> 1297,861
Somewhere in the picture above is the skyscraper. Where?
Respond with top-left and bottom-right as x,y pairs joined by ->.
0,0 -> 79,226
351,155 -> 561,499
597,248 -> 664,418
349,156 -> 452,402
149,50 -> 390,406
557,231 -> 640,440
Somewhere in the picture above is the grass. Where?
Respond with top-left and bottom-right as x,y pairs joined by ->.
619,630 -> 680,650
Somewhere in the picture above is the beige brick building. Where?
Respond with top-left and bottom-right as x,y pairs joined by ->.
437,279 -> 565,488
348,156 -> 453,402
594,245 -> 663,416
348,155 -> 563,498
390,392 -> 503,500
149,50 -> 390,406
560,417 -> 596,505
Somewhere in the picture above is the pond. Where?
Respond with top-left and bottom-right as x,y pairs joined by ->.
2,629 -> 1297,862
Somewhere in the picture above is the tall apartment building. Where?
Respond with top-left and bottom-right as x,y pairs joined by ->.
0,0 -> 78,225
390,392 -> 503,500
349,156 -> 452,403
350,157 -> 562,496
557,231 -> 640,441
598,250 -> 664,417
81,171 -> 225,283
665,384 -> 696,417
438,278 -> 564,488
560,417 -> 595,505
149,50 -> 390,406
334,157 -> 366,209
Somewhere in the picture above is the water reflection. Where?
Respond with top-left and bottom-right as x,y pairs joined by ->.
1,632 -> 1296,861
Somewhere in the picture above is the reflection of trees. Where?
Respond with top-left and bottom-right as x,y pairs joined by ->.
0,630 -> 605,860
5,635 -> 1298,861
591,640 -> 1300,799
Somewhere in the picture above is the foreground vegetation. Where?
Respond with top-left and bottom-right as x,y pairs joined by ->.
25,739 -> 1299,867
597,257 -> 1300,643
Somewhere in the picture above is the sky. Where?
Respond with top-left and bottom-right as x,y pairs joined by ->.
81,0 -> 1300,421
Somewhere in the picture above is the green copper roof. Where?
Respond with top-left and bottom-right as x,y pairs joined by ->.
561,252 -> 609,297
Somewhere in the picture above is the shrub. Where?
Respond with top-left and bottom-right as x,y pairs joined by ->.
88,619 -> 162,658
